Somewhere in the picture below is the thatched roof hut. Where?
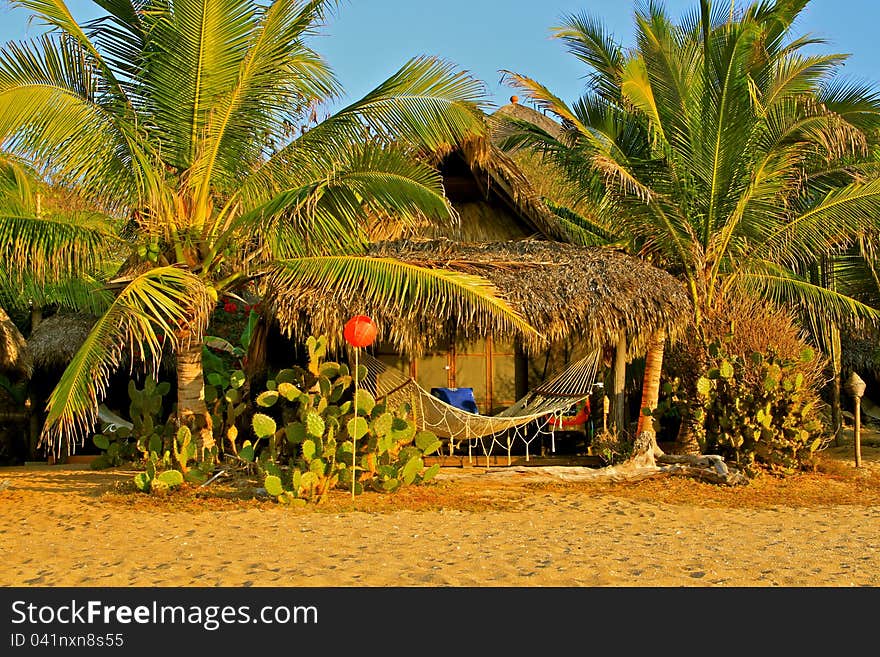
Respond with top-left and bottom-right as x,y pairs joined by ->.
28,313 -> 97,373
0,307 -> 31,380
273,238 -> 692,359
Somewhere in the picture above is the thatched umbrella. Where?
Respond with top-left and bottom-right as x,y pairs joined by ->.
272,238 -> 692,359
0,307 -> 32,380
27,313 -> 97,374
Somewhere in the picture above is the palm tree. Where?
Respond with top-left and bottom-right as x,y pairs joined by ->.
0,0 -> 536,458
498,0 -> 880,439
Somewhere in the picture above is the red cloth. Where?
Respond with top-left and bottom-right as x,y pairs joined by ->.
548,398 -> 590,428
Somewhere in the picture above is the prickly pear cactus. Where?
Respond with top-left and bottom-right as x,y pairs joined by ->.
252,335 -> 442,504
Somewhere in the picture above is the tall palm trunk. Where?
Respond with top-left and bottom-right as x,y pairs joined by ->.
244,314 -> 270,398
829,322 -> 843,446
635,329 -> 666,439
175,330 -> 214,458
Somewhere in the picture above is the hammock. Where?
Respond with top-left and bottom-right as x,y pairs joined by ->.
359,348 -> 602,463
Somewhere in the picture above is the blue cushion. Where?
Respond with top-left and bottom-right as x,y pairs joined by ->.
431,387 -> 479,414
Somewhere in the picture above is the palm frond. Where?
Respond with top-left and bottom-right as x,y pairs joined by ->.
230,143 -> 453,262
0,35 -> 137,202
754,178 -> 880,267
141,0 -> 256,170
552,11 -> 624,100
736,266 -> 880,328
0,209 -> 120,284
10,0 -> 134,110
188,0 -> 339,195
41,266 -> 212,455
0,271 -> 114,315
266,255 -> 540,343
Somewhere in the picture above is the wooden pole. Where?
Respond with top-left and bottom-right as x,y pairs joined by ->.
613,333 -> 626,436
830,322 -> 842,447
854,395 -> 862,468
845,372 -> 866,469
352,348 -> 359,499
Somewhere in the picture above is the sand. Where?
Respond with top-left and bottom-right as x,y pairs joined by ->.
2,444 -> 880,588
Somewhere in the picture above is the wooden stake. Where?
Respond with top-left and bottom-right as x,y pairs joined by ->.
854,395 -> 862,468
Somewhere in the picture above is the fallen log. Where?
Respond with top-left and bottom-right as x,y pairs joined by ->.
436,432 -> 748,486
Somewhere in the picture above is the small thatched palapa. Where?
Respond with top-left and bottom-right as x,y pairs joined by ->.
274,238 -> 691,359
28,313 -> 97,373
0,307 -> 32,380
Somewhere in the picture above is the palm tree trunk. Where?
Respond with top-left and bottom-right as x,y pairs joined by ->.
635,329 -> 666,439
244,314 -> 270,398
175,331 -> 214,458
830,322 -> 843,447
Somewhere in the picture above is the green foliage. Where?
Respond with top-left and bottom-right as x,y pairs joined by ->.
252,335 -> 441,504
0,374 -> 27,406
130,424 -> 215,493
91,377 -> 173,469
5,0 -> 535,460
500,1 -> 880,331
660,339 -> 829,476
90,426 -> 138,469
203,316 -> 252,458
88,377 -> 214,488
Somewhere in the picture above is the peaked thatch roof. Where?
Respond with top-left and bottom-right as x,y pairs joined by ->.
273,238 -> 692,359
454,138 -> 572,242
489,101 -> 587,213
28,313 -> 97,372
370,112 -> 576,244
0,307 -> 32,380
493,99 -> 565,141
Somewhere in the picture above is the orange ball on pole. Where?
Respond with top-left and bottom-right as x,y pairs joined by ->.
343,315 -> 377,348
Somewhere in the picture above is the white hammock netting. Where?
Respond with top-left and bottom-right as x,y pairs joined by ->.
359,348 -> 603,463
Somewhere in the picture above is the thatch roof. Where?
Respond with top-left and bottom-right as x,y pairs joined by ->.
489,101 -> 586,213
273,238 -> 692,359
492,99 -> 565,141
0,307 -> 32,380
453,138 -> 574,242
28,313 -> 97,372
369,109 -> 577,245
841,326 -> 880,380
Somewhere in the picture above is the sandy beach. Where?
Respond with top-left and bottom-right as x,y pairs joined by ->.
1,443 -> 879,588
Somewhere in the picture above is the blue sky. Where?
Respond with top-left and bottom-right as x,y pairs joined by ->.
2,0 -> 879,111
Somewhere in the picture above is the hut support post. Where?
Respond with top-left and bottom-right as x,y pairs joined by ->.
514,339 -> 529,402
854,395 -> 862,468
612,333 -> 626,436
